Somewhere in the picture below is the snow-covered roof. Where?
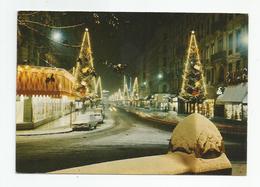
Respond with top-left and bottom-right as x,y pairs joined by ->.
170,113 -> 224,158
216,82 -> 247,104
242,94 -> 247,104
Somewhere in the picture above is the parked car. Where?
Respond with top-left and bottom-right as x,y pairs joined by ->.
94,107 -> 105,118
93,112 -> 104,124
72,113 -> 98,131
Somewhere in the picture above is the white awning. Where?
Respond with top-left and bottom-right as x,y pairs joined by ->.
242,94 -> 247,104
216,83 -> 247,104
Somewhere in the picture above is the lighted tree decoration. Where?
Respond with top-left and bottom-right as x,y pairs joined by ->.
73,28 -> 96,96
131,77 -> 139,100
94,76 -> 103,99
123,75 -> 129,100
180,31 -> 207,103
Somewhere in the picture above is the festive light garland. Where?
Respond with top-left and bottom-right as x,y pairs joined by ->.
19,19 -> 85,29
18,20 -> 81,48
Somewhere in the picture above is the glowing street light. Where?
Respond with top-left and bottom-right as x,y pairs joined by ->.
51,30 -> 62,42
143,81 -> 147,86
157,73 -> 163,80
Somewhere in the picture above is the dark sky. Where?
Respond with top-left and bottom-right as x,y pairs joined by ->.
23,12 -> 189,92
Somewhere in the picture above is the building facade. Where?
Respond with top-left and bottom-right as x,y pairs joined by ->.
136,13 -> 248,118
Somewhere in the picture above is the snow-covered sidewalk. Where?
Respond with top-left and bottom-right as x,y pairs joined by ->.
16,112 -> 74,136
16,111 -> 115,136
121,106 -> 247,135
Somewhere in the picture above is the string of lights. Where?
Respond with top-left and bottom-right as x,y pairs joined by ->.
19,21 -> 81,48
39,56 -> 56,68
19,19 -> 85,29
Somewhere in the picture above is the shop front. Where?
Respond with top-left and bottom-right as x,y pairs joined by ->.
215,83 -> 247,122
16,65 -> 77,130
180,99 -> 215,118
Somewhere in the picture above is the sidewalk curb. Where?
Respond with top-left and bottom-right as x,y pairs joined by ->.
16,129 -> 73,136
16,114 -> 116,137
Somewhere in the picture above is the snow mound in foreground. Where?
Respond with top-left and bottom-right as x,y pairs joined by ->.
170,113 -> 224,158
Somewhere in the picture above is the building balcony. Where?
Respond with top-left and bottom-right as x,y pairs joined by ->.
210,51 -> 227,62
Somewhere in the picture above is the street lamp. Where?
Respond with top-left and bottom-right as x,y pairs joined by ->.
51,30 -> 62,42
143,81 -> 147,86
157,73 -> 163,80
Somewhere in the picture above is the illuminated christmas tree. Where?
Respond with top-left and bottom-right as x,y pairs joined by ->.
73,28 -> 96,96
131,77 -> 139,100
180,31 -> 207,103
94,76 -> 103,98
123,75 -> 129,100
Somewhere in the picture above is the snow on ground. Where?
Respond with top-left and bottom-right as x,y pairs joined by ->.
72,121 -> 171,146
170,113 -> 224,157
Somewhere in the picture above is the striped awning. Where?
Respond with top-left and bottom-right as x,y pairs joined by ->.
16,65 -> 77,98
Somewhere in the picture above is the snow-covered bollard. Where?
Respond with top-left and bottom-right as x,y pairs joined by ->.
169,113 -> 232,174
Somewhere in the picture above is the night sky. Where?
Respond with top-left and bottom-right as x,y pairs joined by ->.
19,12 -> 193,92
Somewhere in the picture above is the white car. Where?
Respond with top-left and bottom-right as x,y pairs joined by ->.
95,107 -> 105,118
72,113 -> 98,131
93,112 -> 104,124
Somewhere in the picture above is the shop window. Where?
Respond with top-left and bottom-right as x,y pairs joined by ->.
224,104 -> 242,121
243,105 -> 248,121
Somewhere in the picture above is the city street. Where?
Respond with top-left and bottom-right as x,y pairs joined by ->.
15,12 -> 248,176
16,108 -> 246,174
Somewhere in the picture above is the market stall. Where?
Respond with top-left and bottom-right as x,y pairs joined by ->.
215,82 -> 247,122
16,65 -> 77,129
